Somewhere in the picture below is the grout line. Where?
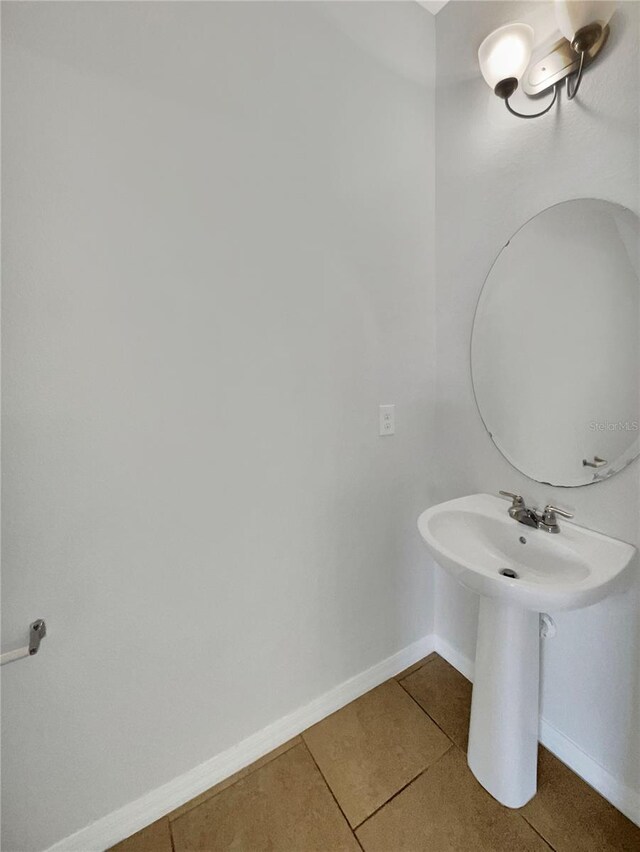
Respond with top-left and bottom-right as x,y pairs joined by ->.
301,672 -> 457,839
168,818 -> 177,852
168,738 -> 301,824
399,674 -> 554,852
395,653 -> 439,683
520,813 -> 558,851
397,676 -> 554,847
299,738 -> 365,850
353,744 -> 455,832
395,674 -> 461,748
352,828 -> 366,850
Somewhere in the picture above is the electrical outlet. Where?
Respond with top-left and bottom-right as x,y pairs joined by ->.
379,404 -> 395,436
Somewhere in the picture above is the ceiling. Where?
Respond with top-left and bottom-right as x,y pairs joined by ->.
417,1 -> 450,14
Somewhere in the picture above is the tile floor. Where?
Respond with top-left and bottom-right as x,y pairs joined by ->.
111,654 -> 640,852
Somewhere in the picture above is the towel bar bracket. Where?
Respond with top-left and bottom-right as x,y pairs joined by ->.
29,619 -> 47,655
0,618 -> 47,666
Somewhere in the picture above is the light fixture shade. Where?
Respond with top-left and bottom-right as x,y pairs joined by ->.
555,1 -> 616,42
478,23 -> 534,91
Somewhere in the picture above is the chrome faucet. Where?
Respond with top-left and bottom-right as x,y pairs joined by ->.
499,491 -> 539,528
538,504 -> 574,533
499,491 -> 574,534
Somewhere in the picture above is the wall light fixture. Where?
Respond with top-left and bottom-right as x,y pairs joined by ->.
478,1 -> 616,119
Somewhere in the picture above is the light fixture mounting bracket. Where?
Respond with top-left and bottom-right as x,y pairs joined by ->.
521,25 -> 609,97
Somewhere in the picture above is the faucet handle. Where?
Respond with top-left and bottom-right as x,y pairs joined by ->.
499,490 -> 524,506
542,504 -> 574,520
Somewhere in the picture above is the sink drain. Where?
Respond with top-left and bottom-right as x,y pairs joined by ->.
500,568 -> 519,579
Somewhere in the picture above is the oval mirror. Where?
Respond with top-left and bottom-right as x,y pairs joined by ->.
471,198 -> 639,487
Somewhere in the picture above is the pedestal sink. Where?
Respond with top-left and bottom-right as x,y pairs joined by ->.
417,493 -> 636,809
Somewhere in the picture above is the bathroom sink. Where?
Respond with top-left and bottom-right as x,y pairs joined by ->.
417,493 -> 635,612
417,493 -> 636,811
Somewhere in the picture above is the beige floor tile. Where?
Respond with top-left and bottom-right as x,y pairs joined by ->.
402,654 -> 472,750
168,736 -> 301,821
521,747 -> 640,852
303,679 -> 451,827
171,742 -> 359,852
395,652 -> 436,681
356,747 -> 549,852
109,818 -> 172,852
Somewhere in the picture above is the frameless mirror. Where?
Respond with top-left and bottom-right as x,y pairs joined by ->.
471,199 -> 639,487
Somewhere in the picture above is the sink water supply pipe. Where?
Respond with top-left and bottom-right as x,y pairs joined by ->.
540,613 -> 556,638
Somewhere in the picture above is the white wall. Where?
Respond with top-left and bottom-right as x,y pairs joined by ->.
435,0 -> 639,803
1,3 -> 436,849
5,0 -> 638,845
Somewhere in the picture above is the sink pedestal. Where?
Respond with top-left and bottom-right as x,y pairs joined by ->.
467,597 -> 540,808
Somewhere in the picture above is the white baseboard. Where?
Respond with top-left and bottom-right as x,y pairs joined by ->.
434,636 -> 640,828
538,719 -> 640,828
44,631 -> 639,849
45,633 -> 436,852
433,635 -> 475,680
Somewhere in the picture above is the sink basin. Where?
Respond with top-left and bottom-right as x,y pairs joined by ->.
417,493 -> 636,810
418,493 -> 635,612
